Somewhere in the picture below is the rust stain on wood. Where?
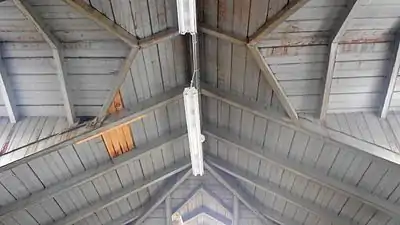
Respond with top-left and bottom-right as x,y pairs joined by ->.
102,91 -> 135,158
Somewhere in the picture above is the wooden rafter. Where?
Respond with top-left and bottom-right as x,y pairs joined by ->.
53,160 -> 191,225
199,24 -> 246,45
204,124 -> 400,220
98,48 -> 139,120
381,40 -> 400,118
98,29 -> 180,120
319,0 -> 362,120
0,48 -> 18,123
133,169 -> 193,225
61,0 -> 138,48
139,28 -> 180,48
207,156 -> 356,225
181,207 -> 232,224
247,46 -> 298,121
0,85 -> 184,173
202,82 -> 400,166
13,0 -> 75,124
0,128 -> 187,221
205,162 -> 294,225
197,26 -> 298,121
173,185 -> 233,215
248,0 -> 311,44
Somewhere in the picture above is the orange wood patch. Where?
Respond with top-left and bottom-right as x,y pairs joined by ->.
102,91 -> 135,158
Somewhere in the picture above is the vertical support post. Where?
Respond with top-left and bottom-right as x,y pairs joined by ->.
166,195 -> 172,225
233,196 -> 239,225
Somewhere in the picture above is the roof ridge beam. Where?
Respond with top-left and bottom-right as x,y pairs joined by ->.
247,46 -> 298,121
13,0 -> 75,124
319,0 -> 362,120
0,128 -> 187,221
205,162 -> 298,225
61,0 -> 139,48
206,156 -> 357,225
132,169 -> 192,225
0,47 -> 18,123
248,0 -> 311,44
204,124 -> 400,220
53,160 -> 191,225
381,39 -> 400,118
0,85 -> 184,173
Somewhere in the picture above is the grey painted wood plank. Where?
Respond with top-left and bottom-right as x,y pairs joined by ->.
290,175 -> 308,198
106,203 -> 122,220
275,126 -> 295,157
355,113 -> 375,143
353,204 -> 376,225
0,170 -> 30,199
154,106 -> 170,136
328,149 -> 355,180
8,118 -> 29,151
314,186 -> 335,208
95,209 -> 112,225
0,184 -> 15,206
40,198 -> 65,221
93,175 -> 112,198
24,117 -> 47,157
280,170 -> 296,191
58,146 -> 85,175
363,113 -> 391,149
342,156 -> 371,187
228,106 -> 242,137
142,111 -> 159,141
302,181 -> 321,203
327,193 -> 348,214
67,187 -> 90,209
32,117 -> 58,153
73,142 -> 98,170
358,162 -> 388,192
344,113 -> 363,140
79,181 -> 100,205
28,157 -> 58,187
11,163 -> 43,193
339,198 -> 363,220
379,119 -> 400,153
88,137 -> 110,165
55,192 -> 78,215
26,204 -> 53,225
240,111 -> 254,141
12,210 -> 39,225
386,113 -> 400,152
372,167 -> 400,199
301,137 -> 324,167
62,0 -> 138,47
43,151 -> 72,181
288,132 -> 309,162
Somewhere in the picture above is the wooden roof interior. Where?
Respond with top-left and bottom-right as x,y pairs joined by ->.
1,0 -> 400,225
